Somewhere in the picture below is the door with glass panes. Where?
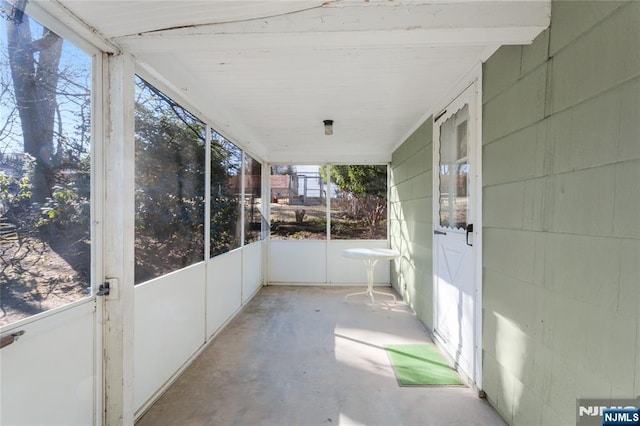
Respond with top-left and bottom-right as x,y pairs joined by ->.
0,6 -> 101,425
433,81 -> 480,385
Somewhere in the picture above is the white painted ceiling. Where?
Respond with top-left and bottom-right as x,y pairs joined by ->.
48,0 -> 550,163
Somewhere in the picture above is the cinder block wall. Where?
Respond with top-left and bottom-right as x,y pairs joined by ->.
482,1 -> 639,425
389,119 -> 434,328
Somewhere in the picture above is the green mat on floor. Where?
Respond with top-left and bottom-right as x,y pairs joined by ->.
386,344 -> 464,386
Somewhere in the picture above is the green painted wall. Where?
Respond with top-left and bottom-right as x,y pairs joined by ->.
390,1 -> 639,425
389,119 -> 434,328
482,1 -> 639,425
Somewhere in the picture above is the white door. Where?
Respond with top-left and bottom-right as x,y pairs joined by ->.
433,81 -> 481,385
0,7 -> 103,423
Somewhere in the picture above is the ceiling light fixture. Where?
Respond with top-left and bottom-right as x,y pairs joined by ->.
323,119 -> 334,136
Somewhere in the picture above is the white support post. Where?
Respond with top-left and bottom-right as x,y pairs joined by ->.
204,125 -> 211,262
262,162 -> 270,286
102,52 -> 136,425
325,164 -> 331,284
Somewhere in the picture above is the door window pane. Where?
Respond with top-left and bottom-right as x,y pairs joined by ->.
270,165 -> 326,240
244,154 -> 263,244
210,131 -> 242,256
438,105 -> 469,230
1,13 -> 92,325
134,76 -> 205,284
328,165 -> 387,239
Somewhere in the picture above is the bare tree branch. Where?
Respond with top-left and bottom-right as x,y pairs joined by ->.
0,106 -> 17,139
30,29 -> 61,52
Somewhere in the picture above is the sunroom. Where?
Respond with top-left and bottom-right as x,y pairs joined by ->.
1,1 -> 638,425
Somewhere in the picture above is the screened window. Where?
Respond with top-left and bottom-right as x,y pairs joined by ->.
270,165 -> 327,240
244,154 -> 263,244
1,11 -> 92,325
329,165 -> 387,240
210,131 -> 242,257
269,164 -> 388,241
134,76 -> 205,284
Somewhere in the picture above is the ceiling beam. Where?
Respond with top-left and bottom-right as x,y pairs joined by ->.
118,26 -> 547,53
115,1 -> 549,53
118,1 -> 549,37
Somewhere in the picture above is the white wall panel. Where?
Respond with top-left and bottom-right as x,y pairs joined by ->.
0,302 -> 95,425
328,240 -> 391,285
242,241 -> 263,303
268,240 -> 393,285
134,263 -> 206,411
269,240 -> 326,283
207,250 -> 242,338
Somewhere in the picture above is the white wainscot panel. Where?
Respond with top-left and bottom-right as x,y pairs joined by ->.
328,240 -> 392,285
269,240 -> 327,284
207,249 -> 242,339
242,241 -> 263,303
134,263 -> 206,411
0,302 -> 95,425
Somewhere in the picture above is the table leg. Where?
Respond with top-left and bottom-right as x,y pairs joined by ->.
344,259 -> 397,304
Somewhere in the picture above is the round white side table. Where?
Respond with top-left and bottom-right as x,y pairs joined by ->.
342,248 -> 400,304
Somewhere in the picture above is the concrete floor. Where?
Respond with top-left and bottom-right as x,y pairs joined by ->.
137,286 -> 506,426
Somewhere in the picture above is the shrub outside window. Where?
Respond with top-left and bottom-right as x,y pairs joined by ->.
134,76 -> 206,284
210,132 -> 242,257
328,164 -> 387,240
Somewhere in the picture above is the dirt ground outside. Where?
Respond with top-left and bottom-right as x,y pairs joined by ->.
0,233 -> 90,327
1,201 -> 386,326
270,202 -> 386,240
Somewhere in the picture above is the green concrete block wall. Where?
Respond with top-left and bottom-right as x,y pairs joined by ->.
482,1 -> 640,425
389,119 -> 434,328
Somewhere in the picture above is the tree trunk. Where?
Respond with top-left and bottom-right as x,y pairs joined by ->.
7,16 -> 63,202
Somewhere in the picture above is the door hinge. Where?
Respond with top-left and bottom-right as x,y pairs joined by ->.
97,282 -> 110,296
